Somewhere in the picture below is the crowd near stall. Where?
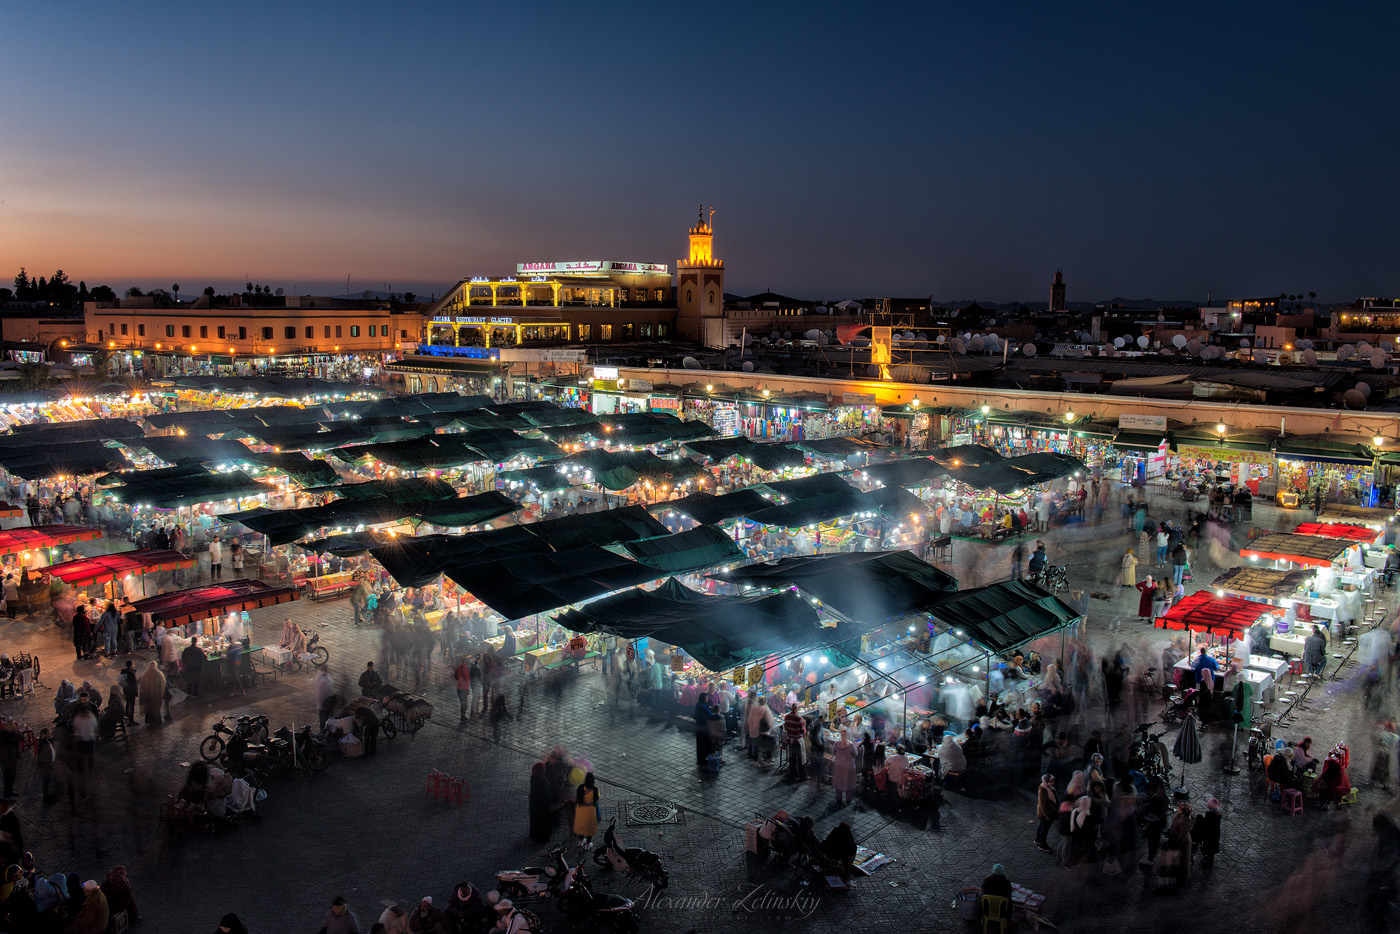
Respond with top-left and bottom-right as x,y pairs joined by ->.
0,377 -> 1397,932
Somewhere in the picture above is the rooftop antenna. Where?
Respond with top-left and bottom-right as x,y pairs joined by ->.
708,205 -> 716,229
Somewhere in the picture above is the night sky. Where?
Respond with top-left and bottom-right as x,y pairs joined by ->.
5,2 -> 1398,303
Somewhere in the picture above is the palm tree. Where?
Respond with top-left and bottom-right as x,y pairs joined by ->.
172,283 -> 180,302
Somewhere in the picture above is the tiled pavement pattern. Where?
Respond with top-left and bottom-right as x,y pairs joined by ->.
0,490 -> 1393,933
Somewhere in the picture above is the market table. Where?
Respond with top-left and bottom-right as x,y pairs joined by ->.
1270,632 -> 1308,657
1238,667 -> 1274,703
1248,655 -> 1289,680
524,646 -> 562,670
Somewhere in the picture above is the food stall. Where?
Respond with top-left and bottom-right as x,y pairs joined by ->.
1240,532 -> 1373,634
46,548 -> 196,600
1155,591 -> 1282,709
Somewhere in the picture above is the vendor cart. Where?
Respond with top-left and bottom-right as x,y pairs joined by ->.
372,683 -> 433,737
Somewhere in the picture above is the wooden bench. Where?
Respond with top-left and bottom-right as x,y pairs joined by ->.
305,574 -> 356,601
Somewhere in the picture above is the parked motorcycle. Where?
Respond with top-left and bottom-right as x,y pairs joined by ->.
269,725 -> 331,773
294,627 -> 329,669
558,864 -> 639,934
593,818 -> 668,889
495,845 -> 572,902
1128,721 -> 1170,790
200,714 -> 269,761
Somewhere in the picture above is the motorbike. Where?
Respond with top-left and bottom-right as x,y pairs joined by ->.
1162,686 -> 1201,724
294,627 -> 329,669
593,817 -> 668,889
558,864 -> 639,934
1128,721 -> 1170,791
269,725 -> 331,773
200,714 -> 269,761
495,845 -> 573,902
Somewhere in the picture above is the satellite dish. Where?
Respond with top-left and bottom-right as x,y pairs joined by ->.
1384,342 -> 1395,353
935,334 -> 946,343
968,336 -> 985,352
1136,335 -> 1149,349
1113,337 -> 1125,349
741,361 -> 754,372
1339,344 -> 1356,361
1343,388 -> 1367,409
1252,349 -> 1268,364
1172,335 -> 1187,348
1301,348 -> 1317,366
1104,346 -> 1117,358
1278,352 -> 1295,365
742,334 -> 754,345
952,339 -> 966,355
775,338 -> 787,348
1373,351 -> 1388,369
804,329 -> 821,341
361,290 -> 372,299
681,356 -> 699,369
1298,338 -> 1313,350
1359,341 -> 1373,354
1187,338 -> 1202,354
815,305 -> 828,315
769,331 -> 780,340
274,287 -> 284,297
782,331 -> 792,340
1023,343 -> 1038,357
1357,381 -> 1373,397
1239,338 -> 1250,349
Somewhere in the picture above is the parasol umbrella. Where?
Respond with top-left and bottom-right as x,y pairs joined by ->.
1171,712 -> 1203,795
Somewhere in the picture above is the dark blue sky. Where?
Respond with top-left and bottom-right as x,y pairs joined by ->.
5,2 -> 1398,303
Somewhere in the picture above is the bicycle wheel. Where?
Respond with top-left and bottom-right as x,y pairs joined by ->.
381,717 -> 398,739
200,735 -> 225,761
309,645 -> 329,667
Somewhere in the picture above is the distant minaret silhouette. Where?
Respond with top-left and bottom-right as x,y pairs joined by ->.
1050,269 -> 1067,312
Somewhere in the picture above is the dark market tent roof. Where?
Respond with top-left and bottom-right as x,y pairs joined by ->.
304,477 -> 458,503
46,549 -> 194,586
648,490 -> 775,525
1210,565 -> 1314,600
248,451 -> 340,486
558,450 -> 705,491
8,418 -> 144,443
926,444 -> 1003,467
1002,451 -> 1085,481
619,525 -> 745,573
337,436 -> 488,470
453,428 -> 562,462
1240,532 -> 1355,568
554,577 -> 829,670
855,457 -> 946,488
925,580 -> 1082,654
0,441 -> 133,479
684,437 -> 808,471
130,580 -> 301,627
792,437 -> 886,458
154,375 -> 379,399
123,435 -> 256,465
1274,436 -> 1375,466
763,473 -> 855,500
446,544 -> 666,619
498,466 -> 575,491
303,531 -> 400,557
107,468 -> 273,508
746,486 -> 928,528
0,525 -> 102,558
1155,590 -> 1279,638
713,550 -> 958,621
416,491 -> 521,527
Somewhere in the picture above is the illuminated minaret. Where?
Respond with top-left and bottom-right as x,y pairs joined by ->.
676,205 -> 724,341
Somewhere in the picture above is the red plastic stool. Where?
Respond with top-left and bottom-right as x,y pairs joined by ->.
445,775 -> 469,804
1281,788 -> 1304,815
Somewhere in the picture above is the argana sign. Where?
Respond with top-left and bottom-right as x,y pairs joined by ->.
516,261 -> 669,277
1118,413 -> 1167,432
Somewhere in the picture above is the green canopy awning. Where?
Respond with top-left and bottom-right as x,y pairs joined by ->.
925,580 -> 1082,654
713,550 -> 958,621
647,490 -> 776,525
554,577 -> 832,671
620,525 -> 745,573
1274,437 -> 1374,465
498,466 -> 575,491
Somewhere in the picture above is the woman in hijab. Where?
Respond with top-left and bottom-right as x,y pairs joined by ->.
1067,795 -> 1097,869
278,619 -> 307,658
694,692 -> 719,768
572,772 -> 599,847
137,661 -> 166,725
65,879 -> 109,934
528,762 -> 553,842
100,687 -> 125,738
1041,663 -> 1062,696
937,731 -> 967,776
1135,575 -> 1158,623
831,727 -> 858,805
53,679 -> 76,721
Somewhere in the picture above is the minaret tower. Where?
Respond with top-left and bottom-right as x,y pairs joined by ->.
676,205 -> 724,341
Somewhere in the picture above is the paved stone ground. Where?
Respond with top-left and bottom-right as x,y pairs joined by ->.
1,487 -> 1395,933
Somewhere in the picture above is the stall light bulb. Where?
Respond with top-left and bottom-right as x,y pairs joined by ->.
877,661 -> 887,671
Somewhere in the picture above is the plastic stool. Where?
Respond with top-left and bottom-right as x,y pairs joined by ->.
1340,788 -> 1359,806
1289,659 -> 1303,675
1281,788 -> 1304,815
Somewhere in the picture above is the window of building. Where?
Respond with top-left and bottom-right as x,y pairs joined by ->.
199,326 -> 207,338
324,326 -> 331,338
181,325 -> 191,338
238,327 -> 246,340
120,323 -> 128,336
261,327 -> 273,340
600,324 -> 613,341
578,323 -> 592,341
656,323 -> 668,338
335,326 -> 342,338
368,325 -> 376,337
620,323 -> 634,340
217,326 -> 226,339
350,326 -> 360,337
166,325 -> 175,337
138,324 -> 145,337
400,329 -> 408,338
284,326 -> 295,340
640,322 -> 652,338
305,326 -> 314,339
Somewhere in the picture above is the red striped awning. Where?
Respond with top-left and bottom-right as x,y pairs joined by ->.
1154,590 -> 1280,639
130,580 -> 300,627
1239,532 -> 1354,568
0,504 -> 23,519
0,525 -> 103,558
47,549 -> 195,587
1292,522 -> 1382,544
